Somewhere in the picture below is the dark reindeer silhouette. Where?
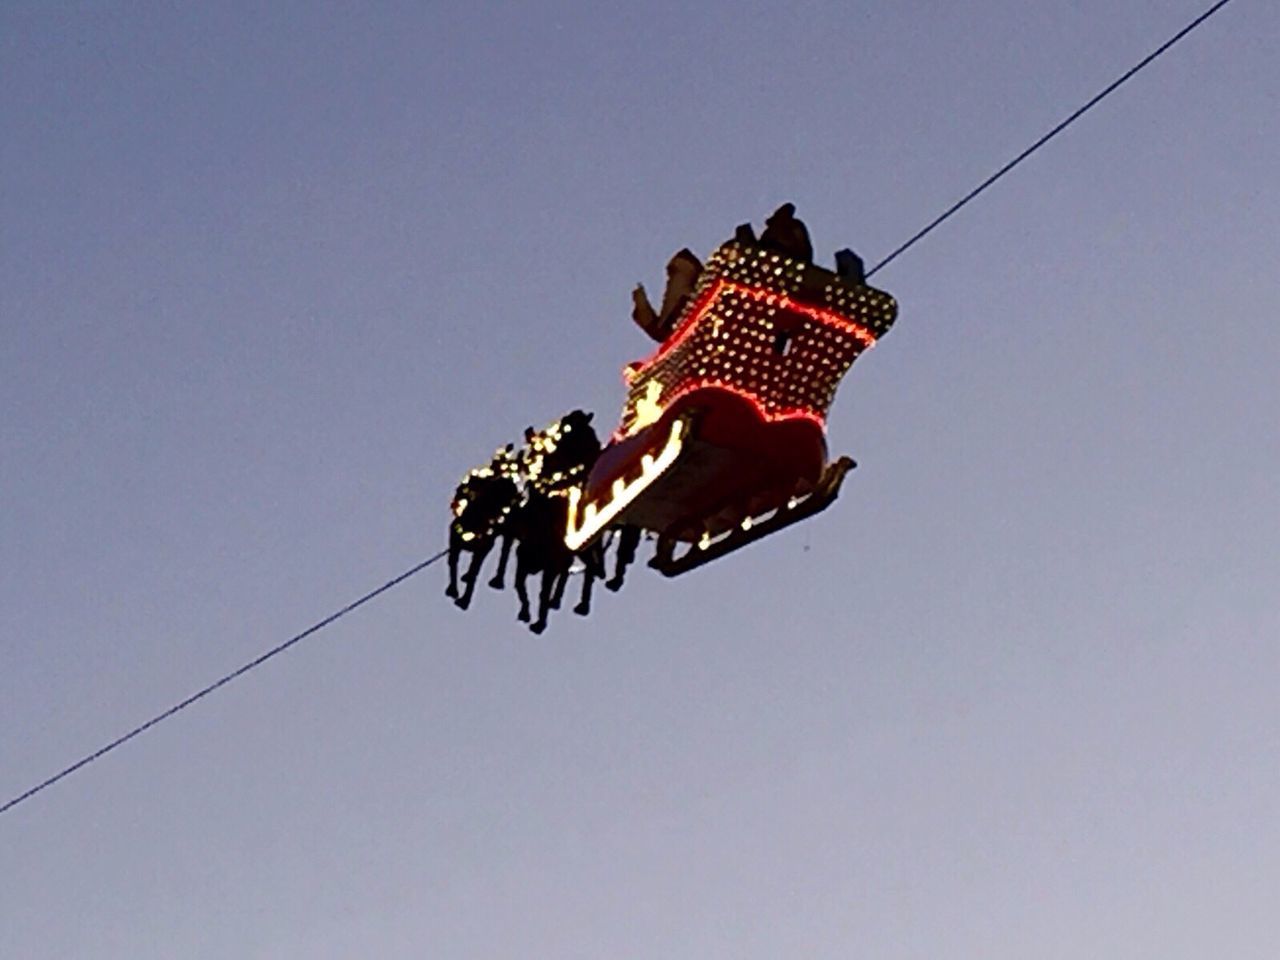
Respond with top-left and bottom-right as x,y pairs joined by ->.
445,446 -> 522,610
604,523 -> 643,592
511,410 -> 604,633
446,411 -> 645,629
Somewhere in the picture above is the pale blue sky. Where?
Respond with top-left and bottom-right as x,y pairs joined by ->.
3,2 -> 1277,957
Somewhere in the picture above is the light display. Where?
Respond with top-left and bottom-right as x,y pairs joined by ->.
563,241 -> 897,555
564,417 -> 686,551
614,241 -> 897,441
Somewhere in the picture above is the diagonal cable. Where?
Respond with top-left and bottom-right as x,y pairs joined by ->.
0,550 -> 448,817
865,0 -> 1237,278
0,0 -> 1246,822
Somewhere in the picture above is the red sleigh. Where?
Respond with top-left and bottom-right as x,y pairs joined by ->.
565,239 -> 897,575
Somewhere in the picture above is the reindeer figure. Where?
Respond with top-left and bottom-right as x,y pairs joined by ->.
511,410 -> 604,633
604,524 -> 643,592
445,446 -> 522,610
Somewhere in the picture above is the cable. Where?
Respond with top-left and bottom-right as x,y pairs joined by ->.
0,0 -> 1242,821
0,549 -> 448,818
865,0 -> 1236,279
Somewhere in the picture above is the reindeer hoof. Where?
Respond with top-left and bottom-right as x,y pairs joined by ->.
445,584 -> 458,599
573,602 -> 591,617
604,577 -> 624,592
488,577 -> 505,590
530,620 -> 547,635
454,594 -> 472,611
517,608 -> 530,623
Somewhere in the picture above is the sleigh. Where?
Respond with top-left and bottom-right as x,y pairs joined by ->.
564,240 -> 897,575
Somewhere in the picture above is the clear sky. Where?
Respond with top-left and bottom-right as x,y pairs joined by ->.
2,1 -> 1277,957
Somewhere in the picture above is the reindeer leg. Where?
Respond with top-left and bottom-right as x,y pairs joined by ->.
489,531 -> 513,590
587,541 -> 607,579
532,567 -> 556,634
514,553 -> 532,623
549,566 -> 569,610
573,546 -> 599,616
446,530 -> 462,599
457,537 -> 492,610
606,524 -> 641,592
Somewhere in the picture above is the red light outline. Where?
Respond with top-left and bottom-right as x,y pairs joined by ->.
611,378 -> 828,443
631,278 -> 877,376
661,378 -> 829,430
614,276 -> 878,441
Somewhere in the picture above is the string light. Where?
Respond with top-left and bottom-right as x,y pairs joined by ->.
564,418 -> 687,550
612,242 -> 898,441
567,242 -> 897,548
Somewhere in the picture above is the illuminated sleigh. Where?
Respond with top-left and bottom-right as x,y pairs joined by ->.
565,240 -> 897,576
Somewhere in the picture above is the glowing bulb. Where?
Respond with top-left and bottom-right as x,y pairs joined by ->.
632,380 -> 665,431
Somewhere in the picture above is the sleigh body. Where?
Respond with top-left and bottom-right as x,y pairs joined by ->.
566,240 -> 897,574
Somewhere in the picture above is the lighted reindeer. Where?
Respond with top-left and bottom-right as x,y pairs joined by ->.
445,445 -> 522,610
510,411 -> 605,634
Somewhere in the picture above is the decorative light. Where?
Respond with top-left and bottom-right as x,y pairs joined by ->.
567,241 -> 895,548
609,244 -> 892,445
635,376 -> 828,432
564,418 -> 686,550
632,380 -> 665,431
